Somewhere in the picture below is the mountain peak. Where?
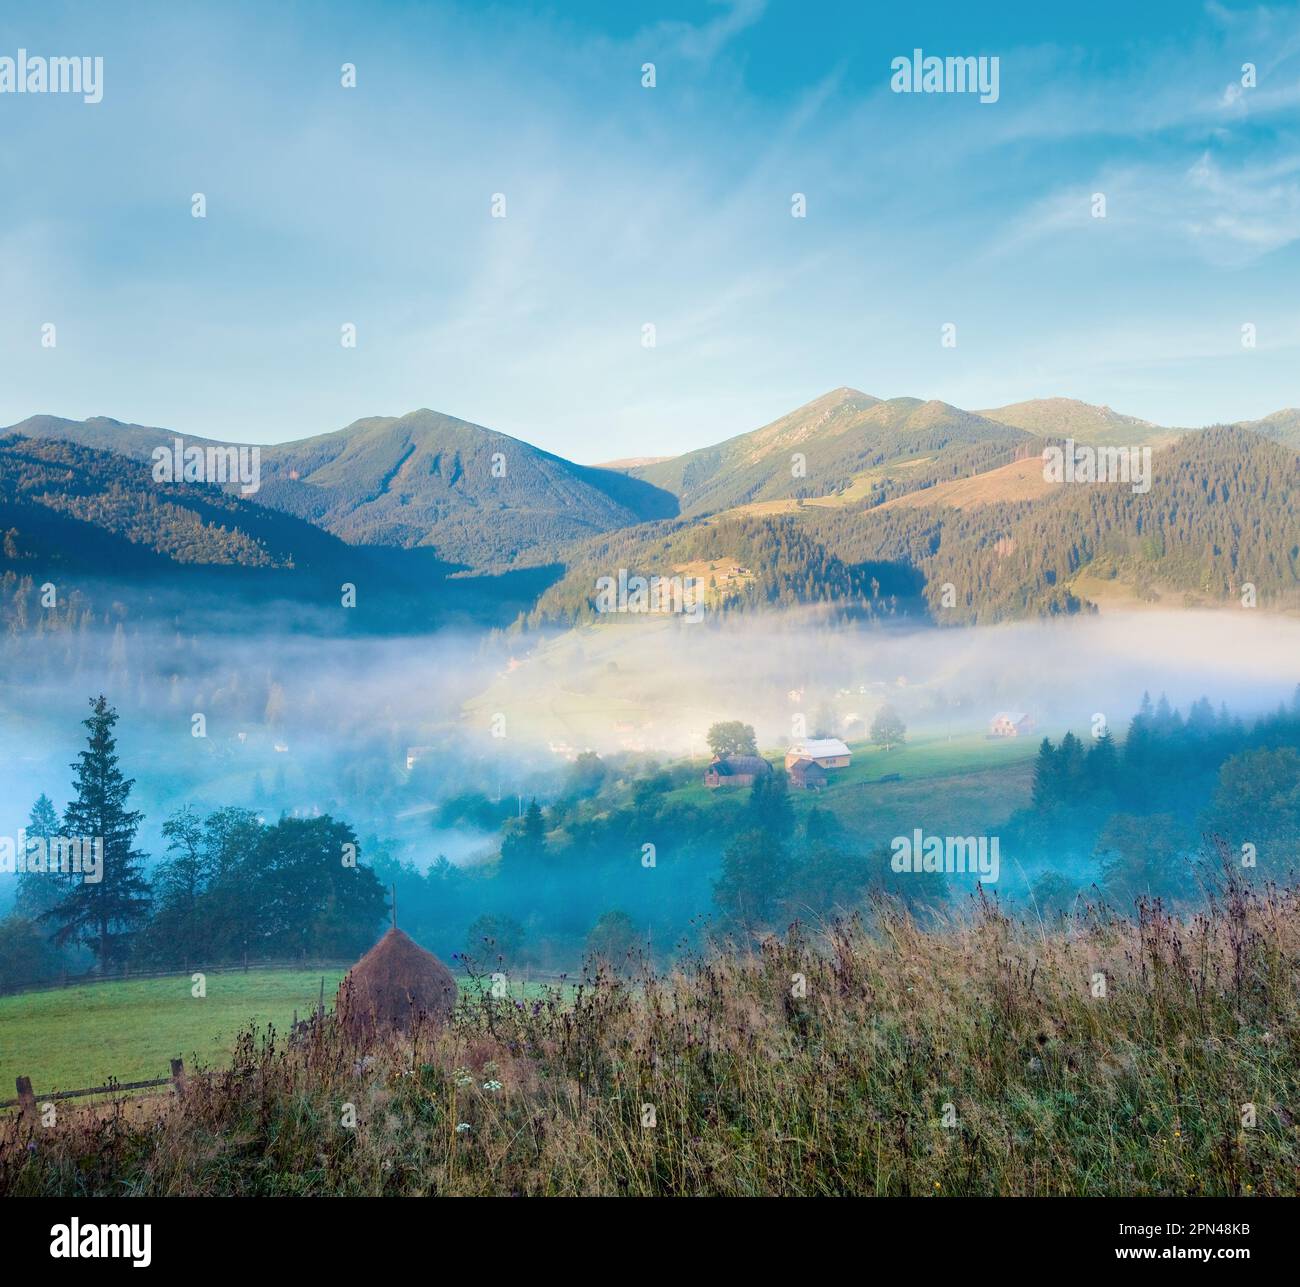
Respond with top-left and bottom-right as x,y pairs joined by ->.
815,386 -> 879,407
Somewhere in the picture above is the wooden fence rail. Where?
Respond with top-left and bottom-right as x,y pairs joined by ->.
0,959 -> 354,998
1,1060 -> 186,1111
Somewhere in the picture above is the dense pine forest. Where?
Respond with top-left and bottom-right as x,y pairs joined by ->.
525,426 -> 1299,628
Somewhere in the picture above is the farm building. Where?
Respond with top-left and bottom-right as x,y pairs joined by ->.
989,711 -> 1036,738
786,757 -> 828,791
336,927 -> 458,1040
783,737 -> 852,772
704,754 -> 774,789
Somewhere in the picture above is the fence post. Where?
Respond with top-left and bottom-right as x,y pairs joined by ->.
15,1076 -> 35,1116
169,1058 -> 186,1096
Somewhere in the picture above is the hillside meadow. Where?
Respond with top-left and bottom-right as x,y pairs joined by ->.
3,870 -> 1298,1197
0,969 -> 349,1096
0,968 -> 560,1097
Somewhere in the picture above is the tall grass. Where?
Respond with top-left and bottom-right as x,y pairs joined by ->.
4,863 -> 1298,1196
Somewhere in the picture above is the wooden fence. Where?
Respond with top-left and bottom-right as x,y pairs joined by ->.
0,959 -> 354,998
1,1059 -> 187,1112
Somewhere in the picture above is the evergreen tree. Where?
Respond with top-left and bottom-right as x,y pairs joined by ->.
500,799 -> 547,872
14,794 -> 63,922
747,770 -> 794,842
1057,732 -> 1087,797
49,696 -> 151,969
1030,738 -> 1059,809
1085,730 -> 1120,798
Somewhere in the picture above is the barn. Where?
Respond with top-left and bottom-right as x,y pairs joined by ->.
783,737 -> 852,772
704,754 -> 773,789
786,757 -> 828,791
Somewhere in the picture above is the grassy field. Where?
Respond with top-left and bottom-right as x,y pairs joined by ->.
0,969 -> 349,1097
709,455 -> 935,521
665,730 -> 1044,839
0,968 -> 562,1100
5,876 -> 1297,1196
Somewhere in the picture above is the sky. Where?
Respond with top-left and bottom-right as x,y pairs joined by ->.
1,0 -> 1299,460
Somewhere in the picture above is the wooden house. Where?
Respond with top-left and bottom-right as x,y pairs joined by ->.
783,737 -> 852,772
704,754 -> 773,789
786,757 -> 828,791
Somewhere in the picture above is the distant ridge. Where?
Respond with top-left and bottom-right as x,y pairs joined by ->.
3,407 -> 678,570
976,397 -> 1167,445
629,387 -> 1027,516
6,390 -> 1298,577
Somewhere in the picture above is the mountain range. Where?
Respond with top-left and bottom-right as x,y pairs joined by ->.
4,409 -> 676,570
2,389 -> 1297,630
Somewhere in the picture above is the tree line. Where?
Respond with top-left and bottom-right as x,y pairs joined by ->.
0,695 -> 387,992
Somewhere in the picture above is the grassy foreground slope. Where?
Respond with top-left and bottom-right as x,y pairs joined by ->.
0,969 -> 562,1097
3,873 -> 1298,1196
0,969 -> 347,1095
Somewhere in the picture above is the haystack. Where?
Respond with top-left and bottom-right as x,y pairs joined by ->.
336,927 -> 457,1041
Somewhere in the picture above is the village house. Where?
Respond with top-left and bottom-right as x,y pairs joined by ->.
786,757 -> 828,791
784,737 -> 852,772
704,754 -> 773,789
989,711 -> 1035,738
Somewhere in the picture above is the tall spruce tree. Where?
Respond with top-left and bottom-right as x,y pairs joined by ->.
1030,738 -> 1059,809
50,696 -> 151,969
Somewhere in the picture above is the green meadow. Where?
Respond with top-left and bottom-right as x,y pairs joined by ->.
0,968 -> 566,1099
0,969 -> 349,1097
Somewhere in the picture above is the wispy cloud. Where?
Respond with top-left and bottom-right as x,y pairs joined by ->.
3,0 -> 1300,451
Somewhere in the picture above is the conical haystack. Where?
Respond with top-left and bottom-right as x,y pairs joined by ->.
336,927 -> 457,1040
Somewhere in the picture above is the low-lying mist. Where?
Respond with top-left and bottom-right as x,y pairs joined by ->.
2,603 -> 1297,966
2,606 -> 1297,862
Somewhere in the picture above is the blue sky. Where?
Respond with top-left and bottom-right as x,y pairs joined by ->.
1,0 -> 1299,458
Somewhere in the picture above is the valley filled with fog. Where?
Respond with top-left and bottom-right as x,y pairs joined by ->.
3,603 -> 1296,939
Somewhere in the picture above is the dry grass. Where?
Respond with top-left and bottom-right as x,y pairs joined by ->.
4,864 -> 1298,1196
875,456 -> 1053,512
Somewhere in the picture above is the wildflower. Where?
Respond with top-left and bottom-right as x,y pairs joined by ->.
483,1079 -> 503,1092
453,1068 -> 473,1088
456,1122 -> 472,1134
